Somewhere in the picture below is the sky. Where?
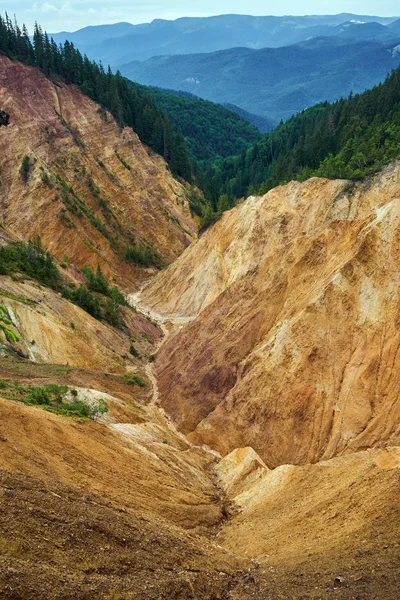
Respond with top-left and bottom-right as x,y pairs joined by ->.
1,0 -> 399,33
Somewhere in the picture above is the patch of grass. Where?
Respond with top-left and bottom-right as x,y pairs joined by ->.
0,304 -> 19,342
0,359 -> 70,378
0,380 -> 108,420
0,288 -> 34,306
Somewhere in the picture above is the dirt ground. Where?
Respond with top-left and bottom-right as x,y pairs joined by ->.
1,467 -> 400,600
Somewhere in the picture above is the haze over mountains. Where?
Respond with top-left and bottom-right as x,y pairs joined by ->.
121,37 -> 400,123
51,13 -> 400,125
51,14 -> 399,65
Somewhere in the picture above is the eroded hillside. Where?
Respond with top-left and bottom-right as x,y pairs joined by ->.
2,52 -> 400,598
143,163 -> 400,468
0,56 -> 196,289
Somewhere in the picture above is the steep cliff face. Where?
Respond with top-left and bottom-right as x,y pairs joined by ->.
146,163 -> 400,467
0,56 -> 196,289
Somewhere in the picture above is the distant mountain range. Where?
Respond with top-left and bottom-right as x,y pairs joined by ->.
50,14 -> 400,125
51,14 -> 399,66
119,36 -> 400,123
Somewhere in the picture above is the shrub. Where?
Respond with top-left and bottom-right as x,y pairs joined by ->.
103,297 -> 123,327
0,237 -> 61,288
125,243 -> 163,268
126,375 -> 147,387
6,381 -> 108,420
0,304 -> 20,342
62,284 -> 102,320
116,152 -> 131,170
41,171 -> 51,186
0,110 -> 9,127
129,343 -> 140,358
83,264 -> 109,295
20,155 -> 30,183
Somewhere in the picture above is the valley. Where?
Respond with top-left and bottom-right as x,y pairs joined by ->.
1,13 -> 400,599
119,38 -> 400,123
2,163 -> 400,597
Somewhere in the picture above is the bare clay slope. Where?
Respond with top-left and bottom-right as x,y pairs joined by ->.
0,56 -> 196,289
147,163 -> 400,467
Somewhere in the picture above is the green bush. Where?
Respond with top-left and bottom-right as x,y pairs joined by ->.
126,375 -> 147,387
116,152 -> 131,170
0,241 -> 128,328
0,304 -> 20,342
41,171 -> 51,186
0,237 -> 61,288
62,284 -> 102,320
5,381 -> 109,419
129,343 -> 140,358
0,109 -> 9,127
19,155 -> 30,183
103,297 -> 123,327
125,243 -> 163,268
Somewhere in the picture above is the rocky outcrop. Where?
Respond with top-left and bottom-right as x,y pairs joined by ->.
0,56 -> 197,290
147,163 -> 400,467
215,447 -> 270,507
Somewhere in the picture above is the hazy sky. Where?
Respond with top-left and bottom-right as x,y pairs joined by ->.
2,0 -> 399,33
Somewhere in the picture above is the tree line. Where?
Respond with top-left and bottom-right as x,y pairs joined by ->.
205,66 -> 400,209
2,13 -> 400,228
0,13 -> 192,181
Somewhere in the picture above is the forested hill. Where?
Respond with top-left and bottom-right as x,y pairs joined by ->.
0,14 -> 192,182
204,66 -> 400,213
128,83 -> 263,164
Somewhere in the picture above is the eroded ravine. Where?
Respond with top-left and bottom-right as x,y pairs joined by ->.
128,281 -> 192,407
119,283 -> 221,456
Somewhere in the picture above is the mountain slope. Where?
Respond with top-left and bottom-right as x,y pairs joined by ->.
128,84 -> 263,163
0,56 -> 197,289
120,38 -> 400,121
388,18 -> 400,32
142,162 -> 400,467
208,63 -> 400,207
50,14 -> 399,66
334,20 -> 399,42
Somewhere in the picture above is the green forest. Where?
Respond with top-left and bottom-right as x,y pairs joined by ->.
205,67 -> 400,208
1,13 -> 400,229
131,85 -> 263,164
